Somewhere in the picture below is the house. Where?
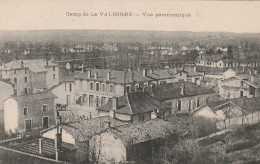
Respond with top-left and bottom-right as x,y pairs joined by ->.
193,97 -> 260,129
174,66 -> 204,84
41,116 -> 127,163
219,74 -> 260,99
146,82 -> 216,114
0,80 -> 14,123
96,92 -> 172,123
73,68 -> 175,109
0,59 -> 59,95
4,91 -> 57,134
89,118 -> 179,163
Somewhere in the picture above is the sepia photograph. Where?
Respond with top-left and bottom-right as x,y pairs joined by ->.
0,0 -> 260,163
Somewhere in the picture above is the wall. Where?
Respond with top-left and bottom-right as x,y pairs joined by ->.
10,68 -> 32,95
51,82 -> 75,105
17,97 -> 56,132
42,127 -> 76,145
46,66 -> 59,89
4,97 -> 18,133
90,132 -> 127,163
31,72 -> 47,90
194,106 -> 217,120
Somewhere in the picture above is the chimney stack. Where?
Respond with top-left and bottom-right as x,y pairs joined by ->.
255,70 -> 258,75
107,72 -> 111,80
103,121 -> 111,129
143,69 -> 148,77
180,83 -> 185,95
94,72 -> 98,79
112,97 -> 117,111
55,126 -> 62,161
21,61 -> 24,68
194,66 -> 197,72
151,110 -> 158,119
130,72 -> 134,82
39,138 -> 43,154
81,64 -> 84,73
251,75 -> 255,83
87,70 -> 91,79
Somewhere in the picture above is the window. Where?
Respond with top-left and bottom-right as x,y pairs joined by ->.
240,91 -> 244,97
241,81 -> 244,87
14,78 -> 17,83
139,115 -> 145,122
14,70 -> 16,74
126,85 -> 130,93
42,104 -> 48,112
196,99 -> 200,108
89,95 -> 94,106
109,98 -> 112,102
101,97 -> 106,105
177,101 -> 181,112
102,83 -> 106,91
96,96 -> 100,107
24,88 -> 28,94
135,84 -> 139,91
69,83 -> 72,91
90,82 -> 94,90
24,77 -> 28,83
53,74 -> 56,79
25,69 -> 27,74
144,83 -> 148,88
53,67 -> 55,71
23,107 -> 28,115
188,99 -> 192,112
109,84 -> 114,92
96,83 -> 100,91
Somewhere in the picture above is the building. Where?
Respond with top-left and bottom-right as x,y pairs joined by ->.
41,116 -> 127,163
146,82 -> 216,114
4,91 -> 57,134
97,92 -> 172,123
0,59 -> 59,95
219,74 -> 260,99
72,68 -> 175,109
0,80 -> 14,123
174,66 -> 204,84
89,118 -> 179,163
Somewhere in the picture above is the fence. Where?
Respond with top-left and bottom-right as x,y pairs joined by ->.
216,111 -> 260,130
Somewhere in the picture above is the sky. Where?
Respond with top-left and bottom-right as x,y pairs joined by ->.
0,0 -> 260,33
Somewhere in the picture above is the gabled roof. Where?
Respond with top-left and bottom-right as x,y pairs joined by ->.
107,118 -> 179,145
59,116 -> 127,142
96,92 -> 171,115
0,59 -> 57,73
73,68 -> 175,84
10,91 -> 57,104
149,82 -> 215,101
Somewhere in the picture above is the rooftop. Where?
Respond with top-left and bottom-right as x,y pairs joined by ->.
147,82 -> 215,101
96,92 -> 171,115
10,91 -> 57,104
0,59 -> 57,73
108,118 -> 179,145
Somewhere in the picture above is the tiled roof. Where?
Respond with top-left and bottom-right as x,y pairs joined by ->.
149,82 -> 215,101
0,59 -> 57,73
96,92 -> 171,115
60,116 -> 127,142
108,118 -> 179,145
10,91 -> 57,104
196,54 -> 226,62
73,68 -> 175,84
230,97 -> 260,113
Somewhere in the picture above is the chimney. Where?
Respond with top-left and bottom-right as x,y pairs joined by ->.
87,70 -> 91,79
194,66 -> 197,72
242,66 -> 245,72
151,110 -> 158,119
39,138 -> 43,154
21,61 -> 24,68
143,69 -> 148,77
94,72 -> 98,79
149,69 -> 153,74
56,110 -> 61,125
255,70 -> 258,75
81,64 -> 84,73
107,72 -> 111,80
3,63 -> 5,68
180,83 -> 185,95
130,72 -> 134,82
55,126 -> 62,161
46,59 -> 48,67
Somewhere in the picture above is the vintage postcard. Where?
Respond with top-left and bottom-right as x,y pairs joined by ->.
0,0 -> 260,163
